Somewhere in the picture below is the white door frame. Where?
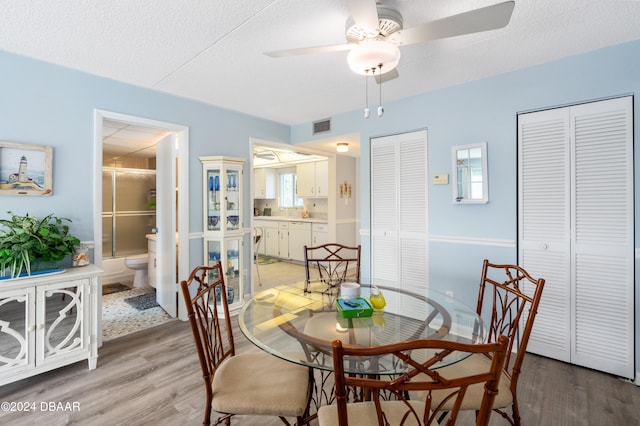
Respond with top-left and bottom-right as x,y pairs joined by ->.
155,133 -> 178,317
93,110 -> 190,343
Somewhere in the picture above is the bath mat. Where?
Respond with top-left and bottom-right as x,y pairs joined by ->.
102,283 -> 130,295
124,291 -> 159,311
258,255 -> 281,265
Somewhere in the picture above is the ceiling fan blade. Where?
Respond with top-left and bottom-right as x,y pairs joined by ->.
346,0 -> 380,35
390,1 -> 515,46
374,68 -> 399,84
264,43 -> 352,58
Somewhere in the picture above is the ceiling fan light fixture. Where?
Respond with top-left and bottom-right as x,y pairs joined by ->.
336,143 -> 349,153
347,40 -> 401,75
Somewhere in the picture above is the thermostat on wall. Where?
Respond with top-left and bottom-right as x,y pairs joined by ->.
433,174 -> 449,185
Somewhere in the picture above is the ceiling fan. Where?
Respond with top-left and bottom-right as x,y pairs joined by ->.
265,0 -> 515,82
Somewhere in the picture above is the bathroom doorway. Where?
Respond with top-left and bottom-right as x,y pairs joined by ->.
93,110 -> 189,345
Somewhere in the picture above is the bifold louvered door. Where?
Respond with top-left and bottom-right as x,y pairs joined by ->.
518,96 -> 634,379
371,130 -> 429,314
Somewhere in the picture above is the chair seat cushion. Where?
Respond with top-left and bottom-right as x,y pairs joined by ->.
410,354 -> 513,410
211,352 -> 310,417
318,400 -> 428,426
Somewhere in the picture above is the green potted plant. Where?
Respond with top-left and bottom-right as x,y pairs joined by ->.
0,211 -> 81,279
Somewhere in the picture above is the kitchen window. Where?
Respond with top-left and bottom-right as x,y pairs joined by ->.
278,168 -> 303,208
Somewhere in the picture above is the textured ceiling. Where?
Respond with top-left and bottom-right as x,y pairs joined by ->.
1,0 -> 639,127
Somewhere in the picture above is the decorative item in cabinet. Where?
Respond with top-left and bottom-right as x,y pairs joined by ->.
205,236 -> 243,316
200,156 -> 244,233
201,156 -> 245,316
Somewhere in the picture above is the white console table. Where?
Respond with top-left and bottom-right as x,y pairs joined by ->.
0,264 -> 102,386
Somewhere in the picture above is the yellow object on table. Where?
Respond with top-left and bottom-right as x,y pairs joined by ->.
369,286 -> 386,312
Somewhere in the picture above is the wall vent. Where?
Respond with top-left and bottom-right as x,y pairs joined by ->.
313,118 -> 331,135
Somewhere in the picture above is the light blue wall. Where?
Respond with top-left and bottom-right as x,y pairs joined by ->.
292,39 -> 640,373
2,38 -> 639,374
0,51 -> 290,270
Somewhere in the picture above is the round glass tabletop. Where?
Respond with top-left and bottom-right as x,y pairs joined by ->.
239,281 -> 485,375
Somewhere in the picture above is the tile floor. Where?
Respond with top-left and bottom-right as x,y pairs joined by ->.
253,258 -> 307,291
102,285 -> 173,341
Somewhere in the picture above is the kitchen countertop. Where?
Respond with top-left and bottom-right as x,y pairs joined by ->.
253,216 -> 327,223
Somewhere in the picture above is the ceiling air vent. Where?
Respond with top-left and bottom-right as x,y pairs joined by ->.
313,118 -> 331,135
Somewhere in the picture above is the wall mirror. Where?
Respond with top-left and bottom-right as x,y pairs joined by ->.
452,142 -> 488,204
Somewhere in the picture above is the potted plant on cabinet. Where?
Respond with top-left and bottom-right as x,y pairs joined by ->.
0,211 -> 81,279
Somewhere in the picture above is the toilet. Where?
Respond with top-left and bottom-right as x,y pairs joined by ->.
124,254 -> 149,287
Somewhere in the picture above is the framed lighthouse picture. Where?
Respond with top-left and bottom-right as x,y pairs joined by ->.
0,141 -> 53,196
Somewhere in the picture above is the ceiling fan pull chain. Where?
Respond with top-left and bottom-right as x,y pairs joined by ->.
377,63 -> 384,117
364,69 -> 370,119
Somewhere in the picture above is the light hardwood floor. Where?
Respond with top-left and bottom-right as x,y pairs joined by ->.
1,261 -> 639,425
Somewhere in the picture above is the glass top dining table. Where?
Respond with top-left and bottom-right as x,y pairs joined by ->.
239,281 -> 485,375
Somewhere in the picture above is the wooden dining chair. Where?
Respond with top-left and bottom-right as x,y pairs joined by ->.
317,335 -> 509,426
414,259 -> 545,425
303,243 -> 361,293
180,262 -> 313,426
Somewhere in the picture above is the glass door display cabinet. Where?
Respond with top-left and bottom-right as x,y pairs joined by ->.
200,156 -> 245,316
204,237 -> 242,314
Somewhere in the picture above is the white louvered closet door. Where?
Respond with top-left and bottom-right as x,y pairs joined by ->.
518,107 -> 572,362
397,134 -> 429,296
519,96 -> 634,379
371,130 -> 428,316
570,98 -> 634,377
371,136 -> 398,283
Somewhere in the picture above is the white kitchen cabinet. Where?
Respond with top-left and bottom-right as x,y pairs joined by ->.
254,168 -> 275,199
314,160 -> 328,196
296,160 -> 328,197
200,156 -> 245,317
278,222 -> 289,259
254,220 -> 279,257
311,223 -> 328,246
264,226 -> 279,257
288,222 -> 312,262
296,162 -> 314,197
253,220 -> 268,256
0,265 -> 102,386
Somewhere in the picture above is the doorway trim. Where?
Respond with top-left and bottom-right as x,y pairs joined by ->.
93,110 -> 190,333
